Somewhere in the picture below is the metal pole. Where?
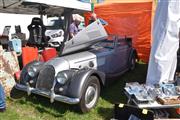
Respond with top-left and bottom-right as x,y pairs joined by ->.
2,0 -> 5,8
39,5 -> 43,20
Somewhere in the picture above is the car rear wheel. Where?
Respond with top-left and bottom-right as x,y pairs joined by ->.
130,54 -> 136,70
79,76 -> 100,113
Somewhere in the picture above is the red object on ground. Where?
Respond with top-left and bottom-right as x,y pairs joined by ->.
14,71 -> 21,82
176,108 -> 180,115
22,46 -> 39,66
41,48 -> 57,62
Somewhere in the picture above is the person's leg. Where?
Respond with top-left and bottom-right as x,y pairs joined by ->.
0,83 -> 6,112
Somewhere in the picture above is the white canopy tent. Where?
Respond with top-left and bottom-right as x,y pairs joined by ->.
146,0 -> 180,85
0,0 -> 91,15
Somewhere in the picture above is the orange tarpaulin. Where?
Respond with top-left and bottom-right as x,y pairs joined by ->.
85,0 -> 154,62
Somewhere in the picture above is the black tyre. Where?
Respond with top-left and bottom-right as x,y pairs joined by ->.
130,54 -> 136,70
79,76 -> 100,113
10,86 -> 26,99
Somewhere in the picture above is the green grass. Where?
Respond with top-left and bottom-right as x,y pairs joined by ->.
0,63 -> 148,120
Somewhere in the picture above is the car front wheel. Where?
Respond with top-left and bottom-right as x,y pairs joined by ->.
79,76 -> 100,113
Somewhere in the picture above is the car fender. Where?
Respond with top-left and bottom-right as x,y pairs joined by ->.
67,69 -> 105,98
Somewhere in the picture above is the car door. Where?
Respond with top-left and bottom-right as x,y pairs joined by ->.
94,40 -> 115,74
109,38 -> 130,74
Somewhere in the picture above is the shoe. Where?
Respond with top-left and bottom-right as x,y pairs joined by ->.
0,107 -> 6,112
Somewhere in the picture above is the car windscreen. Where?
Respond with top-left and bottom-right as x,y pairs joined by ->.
45,17 -> 64,30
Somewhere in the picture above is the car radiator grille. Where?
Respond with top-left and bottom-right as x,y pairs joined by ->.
36,65 -> 55,91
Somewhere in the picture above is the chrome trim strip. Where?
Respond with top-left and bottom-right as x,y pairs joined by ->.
15,84 -> 80,104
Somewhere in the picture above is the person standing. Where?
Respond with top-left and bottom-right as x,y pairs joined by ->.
69,18 -> 81,39
146,0 -> 180,85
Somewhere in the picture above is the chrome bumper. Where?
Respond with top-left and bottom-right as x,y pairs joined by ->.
15,84 -> 80,104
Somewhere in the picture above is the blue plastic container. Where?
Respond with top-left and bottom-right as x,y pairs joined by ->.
8,38 -> 22,54
0,83 -> 6,110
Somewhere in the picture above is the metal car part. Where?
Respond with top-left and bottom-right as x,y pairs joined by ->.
36,65 -> 55,91
27,61 -> 43,77
61,20 -> 108,55
56,72 -> 68,85
16,84 -> 79,104
85,85 -> 98,109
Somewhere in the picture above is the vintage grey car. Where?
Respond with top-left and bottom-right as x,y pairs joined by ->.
12,0 -> 137,113
16,35 -> 137,113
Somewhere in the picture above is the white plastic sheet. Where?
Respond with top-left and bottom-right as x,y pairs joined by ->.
146,0 -> 180,85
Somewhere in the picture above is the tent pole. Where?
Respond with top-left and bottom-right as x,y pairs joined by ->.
2,0 -> 5,8
39,5 -> 43,20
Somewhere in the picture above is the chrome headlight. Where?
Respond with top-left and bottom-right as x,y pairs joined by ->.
56,72 -> 68,85
28,66 -> 38,77
27,62 -> 43,77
